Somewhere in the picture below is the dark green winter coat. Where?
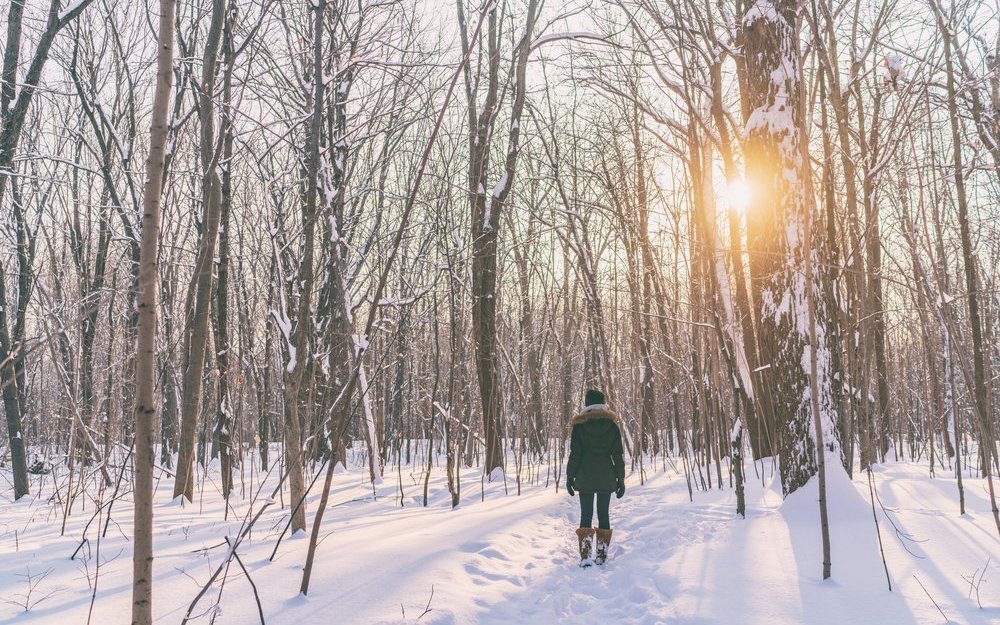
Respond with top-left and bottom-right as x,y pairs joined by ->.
566,405 -> 625,494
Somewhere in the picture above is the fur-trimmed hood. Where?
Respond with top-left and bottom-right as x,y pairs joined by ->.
571,403 -> 619,425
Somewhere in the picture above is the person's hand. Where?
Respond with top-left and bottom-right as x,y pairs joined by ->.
566,479 -> 576,496
615,480 -> 625,499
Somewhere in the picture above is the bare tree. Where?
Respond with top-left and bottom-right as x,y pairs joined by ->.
132,0 -> 178,620
456,0 -> 542,478
0,0 -> 97,500
173,0 -> 228,502
932,0 -> 1000,537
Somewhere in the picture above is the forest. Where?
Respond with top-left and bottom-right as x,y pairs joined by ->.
1,0 -> 999,623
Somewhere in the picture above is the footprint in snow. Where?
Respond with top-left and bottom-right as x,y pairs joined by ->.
475,547 -> 509,560
458,540 -> 489,553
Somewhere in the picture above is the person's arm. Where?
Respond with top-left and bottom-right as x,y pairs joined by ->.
566,424 -> 582,488
611,424 -> 625,483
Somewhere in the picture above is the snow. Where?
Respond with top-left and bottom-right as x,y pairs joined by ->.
730,417 -> 743,444
269,236 -> 297,373
358,364 -> 382,482
883,54 -> 904,84
744,79 -> 796,149
270,306 -> 296,372
353,334 -> 369,353
936,291 -> 958,307
57,0 -> 90,22
491,171 -> 509,199
743,0 -> 782,28
1,454 -> 997,624
488,465 -> 505,482
329,214 -> 340,244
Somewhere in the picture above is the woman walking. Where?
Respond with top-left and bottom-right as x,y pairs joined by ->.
566,389 -> 626,566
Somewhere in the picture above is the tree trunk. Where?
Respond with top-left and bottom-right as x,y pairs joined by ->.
132,0 -> 177,620
174,0 -> 227,501
742,0 -> 838,495
282,0 -> 328,535
812,0 -> 869,471
212,9 -> 237,499
459,0 -> 540,478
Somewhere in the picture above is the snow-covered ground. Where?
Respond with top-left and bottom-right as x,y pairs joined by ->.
1,452 -> 998,624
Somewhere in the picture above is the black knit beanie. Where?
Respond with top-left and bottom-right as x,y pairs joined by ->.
584,389 -> 605,406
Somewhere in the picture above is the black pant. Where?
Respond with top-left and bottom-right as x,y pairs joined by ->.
579,492 -> 611,529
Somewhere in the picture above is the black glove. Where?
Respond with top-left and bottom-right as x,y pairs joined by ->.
615,480 -> 625,499
566,479 -> 576,496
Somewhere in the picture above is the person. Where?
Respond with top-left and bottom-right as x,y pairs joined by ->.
565,389 -> 625,566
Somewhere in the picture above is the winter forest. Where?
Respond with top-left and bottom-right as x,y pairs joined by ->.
1,0 -> 1000,622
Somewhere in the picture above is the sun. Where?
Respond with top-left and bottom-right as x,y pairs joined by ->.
721,178 -> 752,214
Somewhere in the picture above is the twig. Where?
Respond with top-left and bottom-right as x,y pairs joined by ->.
71,485 -> 134,560
85,480 -> 106,625
867,468 -> 892,590
961,555 -> 989,609
181,465 -> 284,623
3,566 -> 57,612
268,457 -> 329,561
226,537 -> 266,625
209,542 -> 236,625
914,575 -> 949,623
871,469 -> 927,557
416,584 -> 434,620
102,441 -> 135,537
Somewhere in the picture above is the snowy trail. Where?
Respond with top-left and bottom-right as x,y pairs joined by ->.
345,462 -> 989,625
2,460 -> 998,624
325,468 -> 698,624
453,474 -> 685,625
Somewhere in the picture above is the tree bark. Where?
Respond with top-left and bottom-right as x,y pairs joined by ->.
174,0 -> 227,502
212,8 -> 237,499
458,0 -> 540,478
281,0 -> 328,535
132,0 -> 177,620
742,0 -> 839,495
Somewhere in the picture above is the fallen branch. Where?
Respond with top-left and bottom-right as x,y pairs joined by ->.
181,465 -> 287,623
914,575 -> 949,623
867,468 -> 892,591
227,537 -> 266,624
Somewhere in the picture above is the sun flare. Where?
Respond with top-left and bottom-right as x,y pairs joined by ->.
721,178 -> 752,214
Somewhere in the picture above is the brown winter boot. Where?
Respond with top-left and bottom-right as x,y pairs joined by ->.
595,528 -> 613,565
575,527 -> 596,566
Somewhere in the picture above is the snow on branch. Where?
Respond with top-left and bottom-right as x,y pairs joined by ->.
491,171 -> 509,199
58,0 -> 95,25
529,31 -> 609,52
269,235 -> 296,373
